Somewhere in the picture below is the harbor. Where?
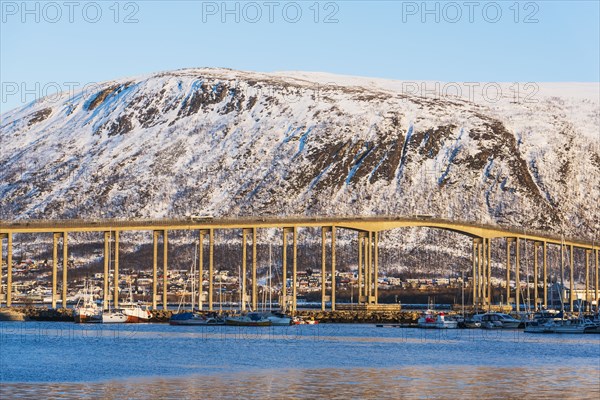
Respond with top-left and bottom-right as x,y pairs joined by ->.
1,320 -> 598,399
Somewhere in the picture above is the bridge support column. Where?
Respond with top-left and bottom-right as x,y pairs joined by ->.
292,227 -> 298,313
543,241 -> 547,309
53,233 -> 60,309
594,249 -> 600,311
282,228 -> 292,312
163,230 -> 168,310
0,235 -> 3,307
0,235 -> 2,307
62,232 -> 68,308
321,227 -> 327,311
506,238 -> 513,307
4,234 -> 12,307
152,231 -> 158,310
472,239 -> 478,307
208,229 -> 214,312
0,236 -> 3,306
114,231 -> 119,308
366,232 -> 372,302
515,238 -> 520,313
486,238 -> 492,307
331,226 -> 336,311
252,228 -> 257,312
533,242 -> 540,311
569,245 -> 574,312
481,238 -> 489,308
199,230 -> 208,310
104,232 -> 111,310
357,234 -> 363,301
585,249 -> 591,312
477,239 -> 483,306
374,231 -> 379,303
242,229 -> 248,311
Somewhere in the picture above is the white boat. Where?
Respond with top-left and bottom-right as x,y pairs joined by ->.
73,279 -> 101,323
264,312 -> 292,326
102,310 -> 128,324
478,313 -> 522,329
526,317 -> 596,334
119,302 -> 152,323
417,311 -> 458,329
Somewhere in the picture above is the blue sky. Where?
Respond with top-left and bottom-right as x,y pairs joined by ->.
1,0 -> 599,112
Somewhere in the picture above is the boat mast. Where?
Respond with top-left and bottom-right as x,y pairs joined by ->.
560,235 -> 566,315
461,270 -> 465,318
525,238 -> 531,316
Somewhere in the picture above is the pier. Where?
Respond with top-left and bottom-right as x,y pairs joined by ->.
1,216 -> 598,312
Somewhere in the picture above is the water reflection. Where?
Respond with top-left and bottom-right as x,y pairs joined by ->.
3,366 -> 599,399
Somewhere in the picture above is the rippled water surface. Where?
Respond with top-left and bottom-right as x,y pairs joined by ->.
1,322 -> 598,399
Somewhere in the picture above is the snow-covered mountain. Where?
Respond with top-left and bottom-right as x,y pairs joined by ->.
1,68 -> 599,240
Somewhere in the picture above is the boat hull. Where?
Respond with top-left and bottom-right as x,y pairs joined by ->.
102,313 -> 128,324
225,320 -> 272,327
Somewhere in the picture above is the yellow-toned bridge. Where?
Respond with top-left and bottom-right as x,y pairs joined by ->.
1,216 -> 598,313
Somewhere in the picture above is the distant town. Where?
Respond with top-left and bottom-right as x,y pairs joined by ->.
0,258 -> 590,308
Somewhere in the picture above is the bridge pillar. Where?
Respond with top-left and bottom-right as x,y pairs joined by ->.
366,232 -> 372,302
331,226 -> 336,311
104,231 -> 111,310
472,238 -> 478,307
152,231 -> 159,310
543,241 -> 548,309
0,235 -> 3,307
208,229 -> 214,312
569,245 -> 574,312
596,249 -> 599,311
533,242 -> 540,311
321,227 -> 327,311
292,227 -> 298,313
357,234 -> 363,300
477,239 -> 483,306
0,235 -> 3,306
6,233 -> 13,307
515,238 -> 520,313
252,228 -> 257,312
242,229 -> 248,311
52,233 -> 60,309
163,230 -> 168,310
114,231 -> 119,308
282,229 -> 287,312
506,238 -> 513,308
486,238 -> 492,307
585,249 -> 591,312
62,232 -> 68,308
374,231 -> 379,303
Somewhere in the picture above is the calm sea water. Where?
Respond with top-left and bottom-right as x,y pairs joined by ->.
1,322 -> 599,399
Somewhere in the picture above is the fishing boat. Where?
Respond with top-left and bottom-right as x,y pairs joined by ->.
225,312 -> 272,326
120,279 -> 152,323
417,310 -> 458,329
73,279 -> 101,323
120,302 -> 152,323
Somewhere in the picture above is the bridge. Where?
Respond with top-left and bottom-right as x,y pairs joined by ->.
1,216 -> 598,313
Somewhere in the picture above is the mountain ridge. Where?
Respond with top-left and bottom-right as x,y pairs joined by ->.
1,68 -> 598,241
